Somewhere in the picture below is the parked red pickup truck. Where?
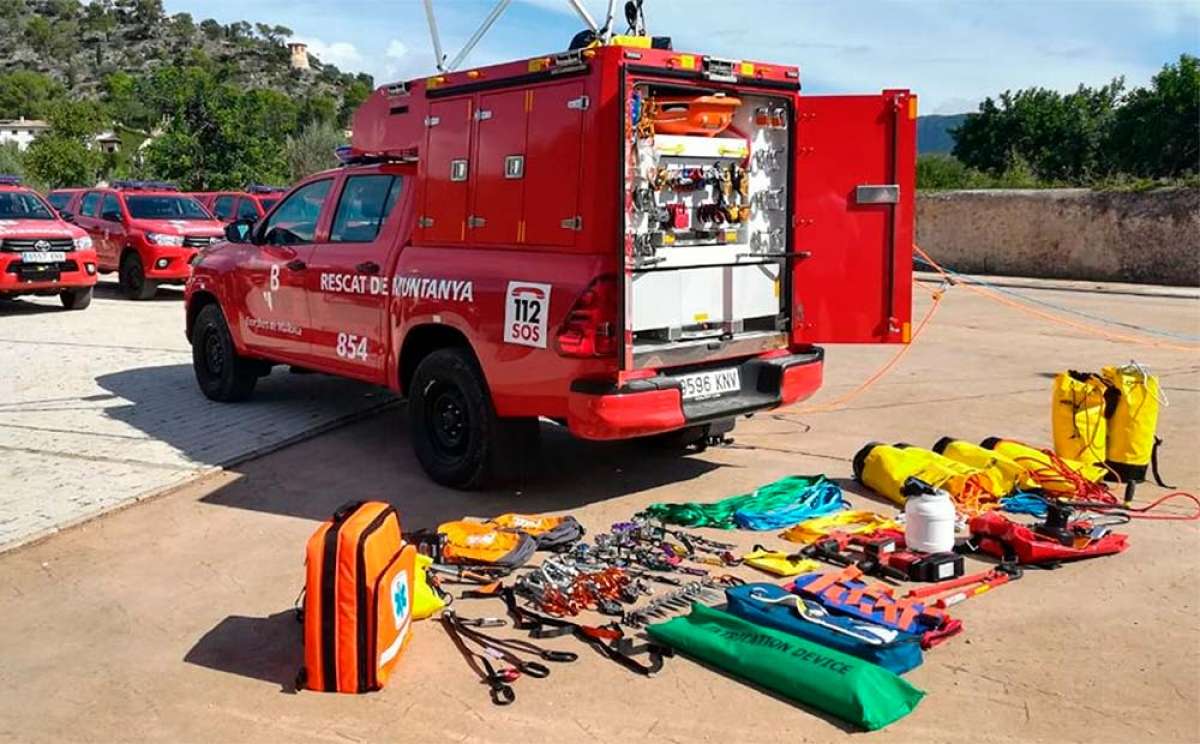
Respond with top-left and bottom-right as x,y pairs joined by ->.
193,186 -> 286,224
0,177 -> 97,309
66,181 -> 224,300
186,44 -> 915,488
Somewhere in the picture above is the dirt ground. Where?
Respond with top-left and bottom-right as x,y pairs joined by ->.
1,280 -> 1198,743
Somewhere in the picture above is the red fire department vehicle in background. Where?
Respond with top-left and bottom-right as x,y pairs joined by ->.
186,42 -> 915,488
0,176 -> 98,310
193,186 -> 286,224
65,181 -> 224,300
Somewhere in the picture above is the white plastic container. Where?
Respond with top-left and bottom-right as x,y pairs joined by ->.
904,485 -> 956,553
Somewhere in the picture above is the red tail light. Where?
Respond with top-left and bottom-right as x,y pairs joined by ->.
555,275 -> 618,358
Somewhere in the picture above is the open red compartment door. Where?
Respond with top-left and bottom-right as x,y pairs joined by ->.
790,90 -> 916,345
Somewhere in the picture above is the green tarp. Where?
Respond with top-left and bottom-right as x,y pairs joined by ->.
647,603 -> 925,731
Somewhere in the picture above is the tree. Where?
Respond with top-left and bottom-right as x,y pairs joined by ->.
285,120 -> 344,181
952,80 -> 1123,182
25,138 -> 102,188
1106,54 -> 1199,178
0,142 -> 25,179
339,77 -> 373,127
0,71 -> 66,119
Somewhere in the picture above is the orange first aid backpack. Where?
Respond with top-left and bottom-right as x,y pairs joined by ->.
301,501 -> 415,693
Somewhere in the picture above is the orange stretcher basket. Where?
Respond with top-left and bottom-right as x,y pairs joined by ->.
652,95 -> 742,137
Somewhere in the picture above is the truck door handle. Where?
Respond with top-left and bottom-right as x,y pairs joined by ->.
286,259 -> 307,271
355,261 -> 380,274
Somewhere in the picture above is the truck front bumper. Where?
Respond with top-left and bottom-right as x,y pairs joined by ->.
567,348 -> 824,441
0,252 -> 99,294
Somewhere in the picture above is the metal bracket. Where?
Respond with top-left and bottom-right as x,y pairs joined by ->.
468,216 -> 487,228
560,216 -> 583,231
567,95 -> 590,111
386,82 -> 410,97
702,56 -> 738,83
424,116 -> 440,127
450,159 -> 469,182
417,216 -> 435,228
474,109 -> 493,121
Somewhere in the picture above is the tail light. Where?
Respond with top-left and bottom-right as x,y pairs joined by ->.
555,275 -> 618,358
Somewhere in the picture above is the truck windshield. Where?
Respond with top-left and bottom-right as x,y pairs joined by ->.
0,191 -> 55,220
125,195 -> 211,220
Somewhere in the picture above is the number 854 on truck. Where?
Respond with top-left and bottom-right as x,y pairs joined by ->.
185,43 -> 916,489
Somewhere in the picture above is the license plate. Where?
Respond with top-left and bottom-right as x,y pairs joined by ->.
675,368 -> 741,401
21,251 -> 65,264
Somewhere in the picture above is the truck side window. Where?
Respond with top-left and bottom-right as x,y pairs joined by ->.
260,179 -> 332,246
101,193 -> 122,222
79,191 -> 101,217
329,175 -> 402,243
213,195 -> 235,220
236,198 -> 260,221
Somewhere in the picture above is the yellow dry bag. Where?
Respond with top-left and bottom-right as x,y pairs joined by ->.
853,442 -> 1000,513
1101,364 -> 1167,484
932,437 -> 1039,494
779,510 -> 901,545
979,437 -> 1105,493
1050,371 -> 1114,467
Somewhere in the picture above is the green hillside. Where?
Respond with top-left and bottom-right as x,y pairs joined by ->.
917,114 -> 967,154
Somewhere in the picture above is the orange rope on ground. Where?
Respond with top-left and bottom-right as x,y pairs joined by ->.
914,244 -> 1200,354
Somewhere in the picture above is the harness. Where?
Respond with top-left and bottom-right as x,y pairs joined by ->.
440,610 -> 577,705
790,566 -> 963,649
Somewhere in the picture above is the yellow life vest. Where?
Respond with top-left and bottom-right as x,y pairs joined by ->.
779,509 -> 901,545
853,442 -> 1001,512
1050,371 -> 1113,467
933,437 -> 1039,494
980,437 -> 1106,493
411,553 -> 447,620
1101,364 -> 1164,483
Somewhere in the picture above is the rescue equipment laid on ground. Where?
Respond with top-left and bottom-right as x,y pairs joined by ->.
741,546 -> 823,577
436,520 -> 539,568
979,437 -> 1107,493
1050,370 -> 1113,467
967,509 -> 1128,566
647,603 -> 926,731
902,563 -> 1022,608
486,513 -> 585,550
725,583 -> 924,675
640,475 -> 845,530
903,478 -> 957,553
932,437 -> 1039,494
780,510 -> 901,545
412,553 -> 449,620
790,566 -> 964,648
300,501 -> 416,693
854,442 -> 1001,514
1100,363 -> 1169,486
440,609 -> 577,706
883,550 -> 965,583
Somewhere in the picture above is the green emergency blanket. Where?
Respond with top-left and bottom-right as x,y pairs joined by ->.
639,475 -> 846,530
647,603 -> 924,731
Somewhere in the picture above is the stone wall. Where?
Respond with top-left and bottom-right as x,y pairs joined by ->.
915,188 -> 1200,286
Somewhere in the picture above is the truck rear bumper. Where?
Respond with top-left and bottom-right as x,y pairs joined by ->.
567,348 -> 824,441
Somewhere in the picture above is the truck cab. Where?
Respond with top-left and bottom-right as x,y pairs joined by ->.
66,181 -> 225,300
0,176 -> 98,310
195,186 -> 285,225
186,44 -> 915,489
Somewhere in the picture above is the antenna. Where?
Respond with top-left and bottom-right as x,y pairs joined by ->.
420,0 -> 624,73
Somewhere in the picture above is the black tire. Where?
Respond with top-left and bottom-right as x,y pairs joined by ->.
408,347 -> 532,489
192,303 -> 258,402
119,252 -> 157,300
59,287 -> 93,310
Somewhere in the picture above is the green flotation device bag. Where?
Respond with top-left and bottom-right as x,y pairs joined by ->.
647,603 -> 925,731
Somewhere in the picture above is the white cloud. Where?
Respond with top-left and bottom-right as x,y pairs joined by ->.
386,40 -> 409,60
296,38 -> 364,71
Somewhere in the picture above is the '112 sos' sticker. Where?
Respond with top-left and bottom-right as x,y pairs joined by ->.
504,281 -> 551,348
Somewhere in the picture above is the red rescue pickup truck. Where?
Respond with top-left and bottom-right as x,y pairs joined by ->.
66,181 -> 225,300
0,177 -> 98,309
194,186 -> 286,224
186,44 -> 915,488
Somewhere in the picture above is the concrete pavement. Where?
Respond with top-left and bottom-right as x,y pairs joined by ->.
0,282 -> 393,551
0,279 -> 1197,743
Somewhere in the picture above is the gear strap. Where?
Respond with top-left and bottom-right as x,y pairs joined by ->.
1150,437 -> 1174,489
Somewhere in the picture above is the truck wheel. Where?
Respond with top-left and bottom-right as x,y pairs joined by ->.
192,304 -> 258,402
409,348 -> 527,489
119,253 -> 157,300
59,287 -> 93,310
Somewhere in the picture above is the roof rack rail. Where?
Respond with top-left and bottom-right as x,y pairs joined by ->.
246,184 -> 286,194
0,174 -> 23,186
111,179 -> 180,191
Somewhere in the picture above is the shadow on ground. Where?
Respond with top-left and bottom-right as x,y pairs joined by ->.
184,610 -> 303,693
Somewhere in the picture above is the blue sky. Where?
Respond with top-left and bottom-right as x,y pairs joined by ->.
165,0 -> 1199,113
